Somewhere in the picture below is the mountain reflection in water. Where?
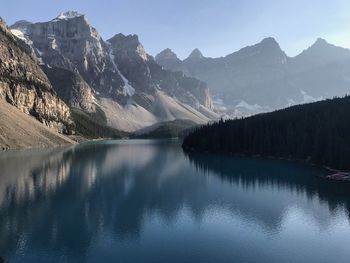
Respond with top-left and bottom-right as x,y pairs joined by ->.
0,140 -> 349,263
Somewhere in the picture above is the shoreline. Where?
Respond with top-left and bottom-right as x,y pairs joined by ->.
0,137 -> 179,152
183,146 -> 350,183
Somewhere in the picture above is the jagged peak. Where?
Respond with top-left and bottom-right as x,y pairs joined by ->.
108,33 -> 141,46
257,37 -> 282,50
187,48 -> 204,60
156,48 -> 179,60
244,37 -> 285,55
314,37 -> 328,45
260,37 -> 278,44
309,38 -> 333,49
301,38 -> 348,54
108,33 -> 148,61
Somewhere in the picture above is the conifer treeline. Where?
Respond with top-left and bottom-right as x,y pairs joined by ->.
182,96 -> 350,170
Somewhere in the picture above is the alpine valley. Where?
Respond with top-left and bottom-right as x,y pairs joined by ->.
1,11 -> 350,148
0,11 -> 217,148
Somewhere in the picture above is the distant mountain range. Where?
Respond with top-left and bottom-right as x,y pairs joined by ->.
156,38 -> 350,115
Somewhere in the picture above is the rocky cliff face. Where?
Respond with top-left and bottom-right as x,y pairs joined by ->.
155,48 -> 184,73
43,66 -> 95,112
108,33 -> 213,109
11,12 -> 126,100
0,18 -> 72,133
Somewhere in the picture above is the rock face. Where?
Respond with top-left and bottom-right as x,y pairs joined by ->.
108,33 -> 213,110
156,38 -> 350,115
43,66 -> 95,112
0,18 -> 72,133
155,48 -> 184,73
0,101 -> 74,149
11,12 -> 126,100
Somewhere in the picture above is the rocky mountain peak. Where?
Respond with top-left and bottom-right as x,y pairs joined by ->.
254,37 -> 284,54
108,33 -> 148,61
307,38 -> 336,52
108,33 -> 140,47
186,48 -> 204,60
156,48 -> 179,61
155,49 -> 185,73
260,37 -> 279,46
9,12 -> 126,99
314,37 -> 328,45
225,37 -> 287,66
296,37 -> 350,63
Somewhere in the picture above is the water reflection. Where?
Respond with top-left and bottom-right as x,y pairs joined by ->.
0,140 -> 349,263
186,151 -> 350,223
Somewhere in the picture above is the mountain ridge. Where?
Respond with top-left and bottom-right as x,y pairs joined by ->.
156,37 -> 350,115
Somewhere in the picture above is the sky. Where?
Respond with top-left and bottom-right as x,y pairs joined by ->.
2,0 -> 350,59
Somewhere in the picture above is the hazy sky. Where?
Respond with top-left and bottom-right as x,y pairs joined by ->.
2,0 -> 350,59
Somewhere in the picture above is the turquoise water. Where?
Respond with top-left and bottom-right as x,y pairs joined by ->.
0,140 -> 349,263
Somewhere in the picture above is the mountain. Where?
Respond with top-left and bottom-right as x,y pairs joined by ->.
155,48 -> 184,73
183,96 -> 350,170
292,38 -> 350,71
0,18 -> 73,131
0,100 -> 74,149
107,33 -> 213,110
10,11 -> 126,100
156,38 -> 350,115
185,48 -> 205,61
0,18 -> 75,148
9,12 -> 217,134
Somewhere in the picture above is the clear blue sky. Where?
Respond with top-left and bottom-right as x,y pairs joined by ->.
2,0 -> 350,59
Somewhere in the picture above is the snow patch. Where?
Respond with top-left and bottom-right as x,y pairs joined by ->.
35,48 -> 43,56
35,48 -> 45,65
106,42 -> 135,96
10,29 -> 33,46
53,11 -> 83,21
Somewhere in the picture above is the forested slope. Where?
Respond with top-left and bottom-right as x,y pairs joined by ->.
183,96 -> 350,170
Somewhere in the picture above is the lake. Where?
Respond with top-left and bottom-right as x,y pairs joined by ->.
0,140 -> 350,263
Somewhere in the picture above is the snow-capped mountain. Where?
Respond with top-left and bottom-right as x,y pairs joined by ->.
156,38 -> 350,115
9,11 -> 218,133
11,12 -> 126,100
